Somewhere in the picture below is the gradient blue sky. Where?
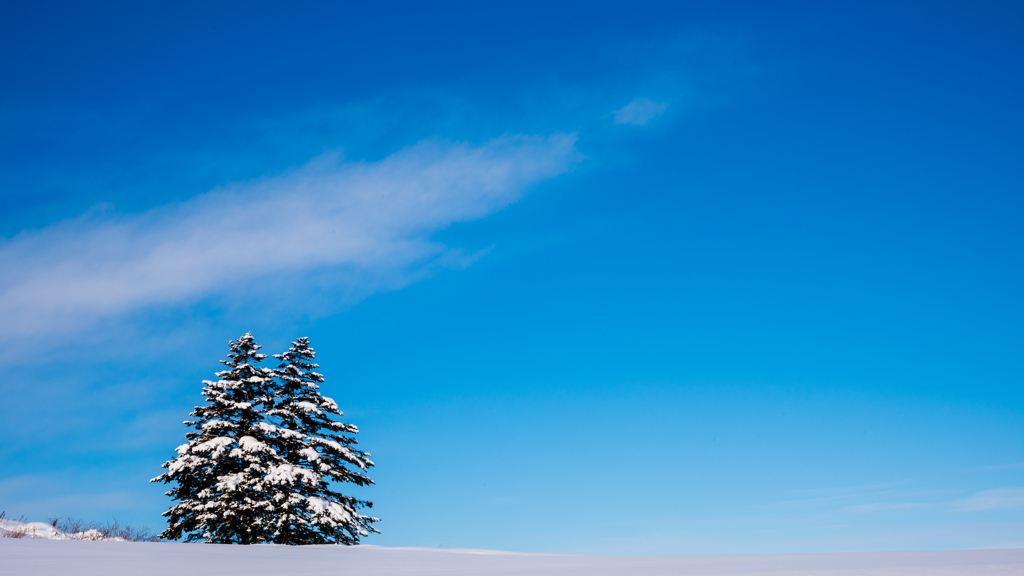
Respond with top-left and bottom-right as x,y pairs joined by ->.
1,0 -> 1022,554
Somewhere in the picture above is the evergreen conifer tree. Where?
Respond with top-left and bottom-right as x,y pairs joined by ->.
263,337 -> 379,545
152,332 -> 283,544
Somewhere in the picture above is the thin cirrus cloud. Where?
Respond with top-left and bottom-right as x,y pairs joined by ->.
956,487 -> 1024,511
0,133 -> 580,344
613,97 -> 669,126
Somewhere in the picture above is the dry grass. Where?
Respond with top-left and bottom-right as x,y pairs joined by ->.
1,510 -> 161,542
48,516 -> 162,542
0,511 -> 32,538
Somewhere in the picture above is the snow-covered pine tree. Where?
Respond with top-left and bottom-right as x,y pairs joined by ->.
263,337 -> 379,545
152,332 -> 284,544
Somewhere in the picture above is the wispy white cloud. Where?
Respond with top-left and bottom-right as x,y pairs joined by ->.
781,485 -> 1024,515
769,480 -> 916,507
0,134 -> 579,343
956,487 -> 1024,511
613,97 -> 669,126
980,462 -> 1024,471
840,502 -> 933,514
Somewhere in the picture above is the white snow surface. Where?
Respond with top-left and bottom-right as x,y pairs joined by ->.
0,539 -> 1021,576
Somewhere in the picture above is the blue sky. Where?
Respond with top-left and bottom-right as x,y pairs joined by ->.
1,0 -> 1022,554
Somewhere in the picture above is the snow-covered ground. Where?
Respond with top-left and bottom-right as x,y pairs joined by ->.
0,538 -> 1021,576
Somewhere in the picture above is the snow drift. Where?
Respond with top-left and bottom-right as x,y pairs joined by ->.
0,517 -> 156,542
1,538 -> 1022,576
0,519 -> 65,540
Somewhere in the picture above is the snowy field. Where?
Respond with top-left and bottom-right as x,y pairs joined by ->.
0,539 -> 1021,576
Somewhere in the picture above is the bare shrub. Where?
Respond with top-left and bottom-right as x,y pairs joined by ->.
104,519 -> 161,542
1,511 -> 160,542
49,516 -> 82,536
50,516 -> 161,542
0,511 -> 32,539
